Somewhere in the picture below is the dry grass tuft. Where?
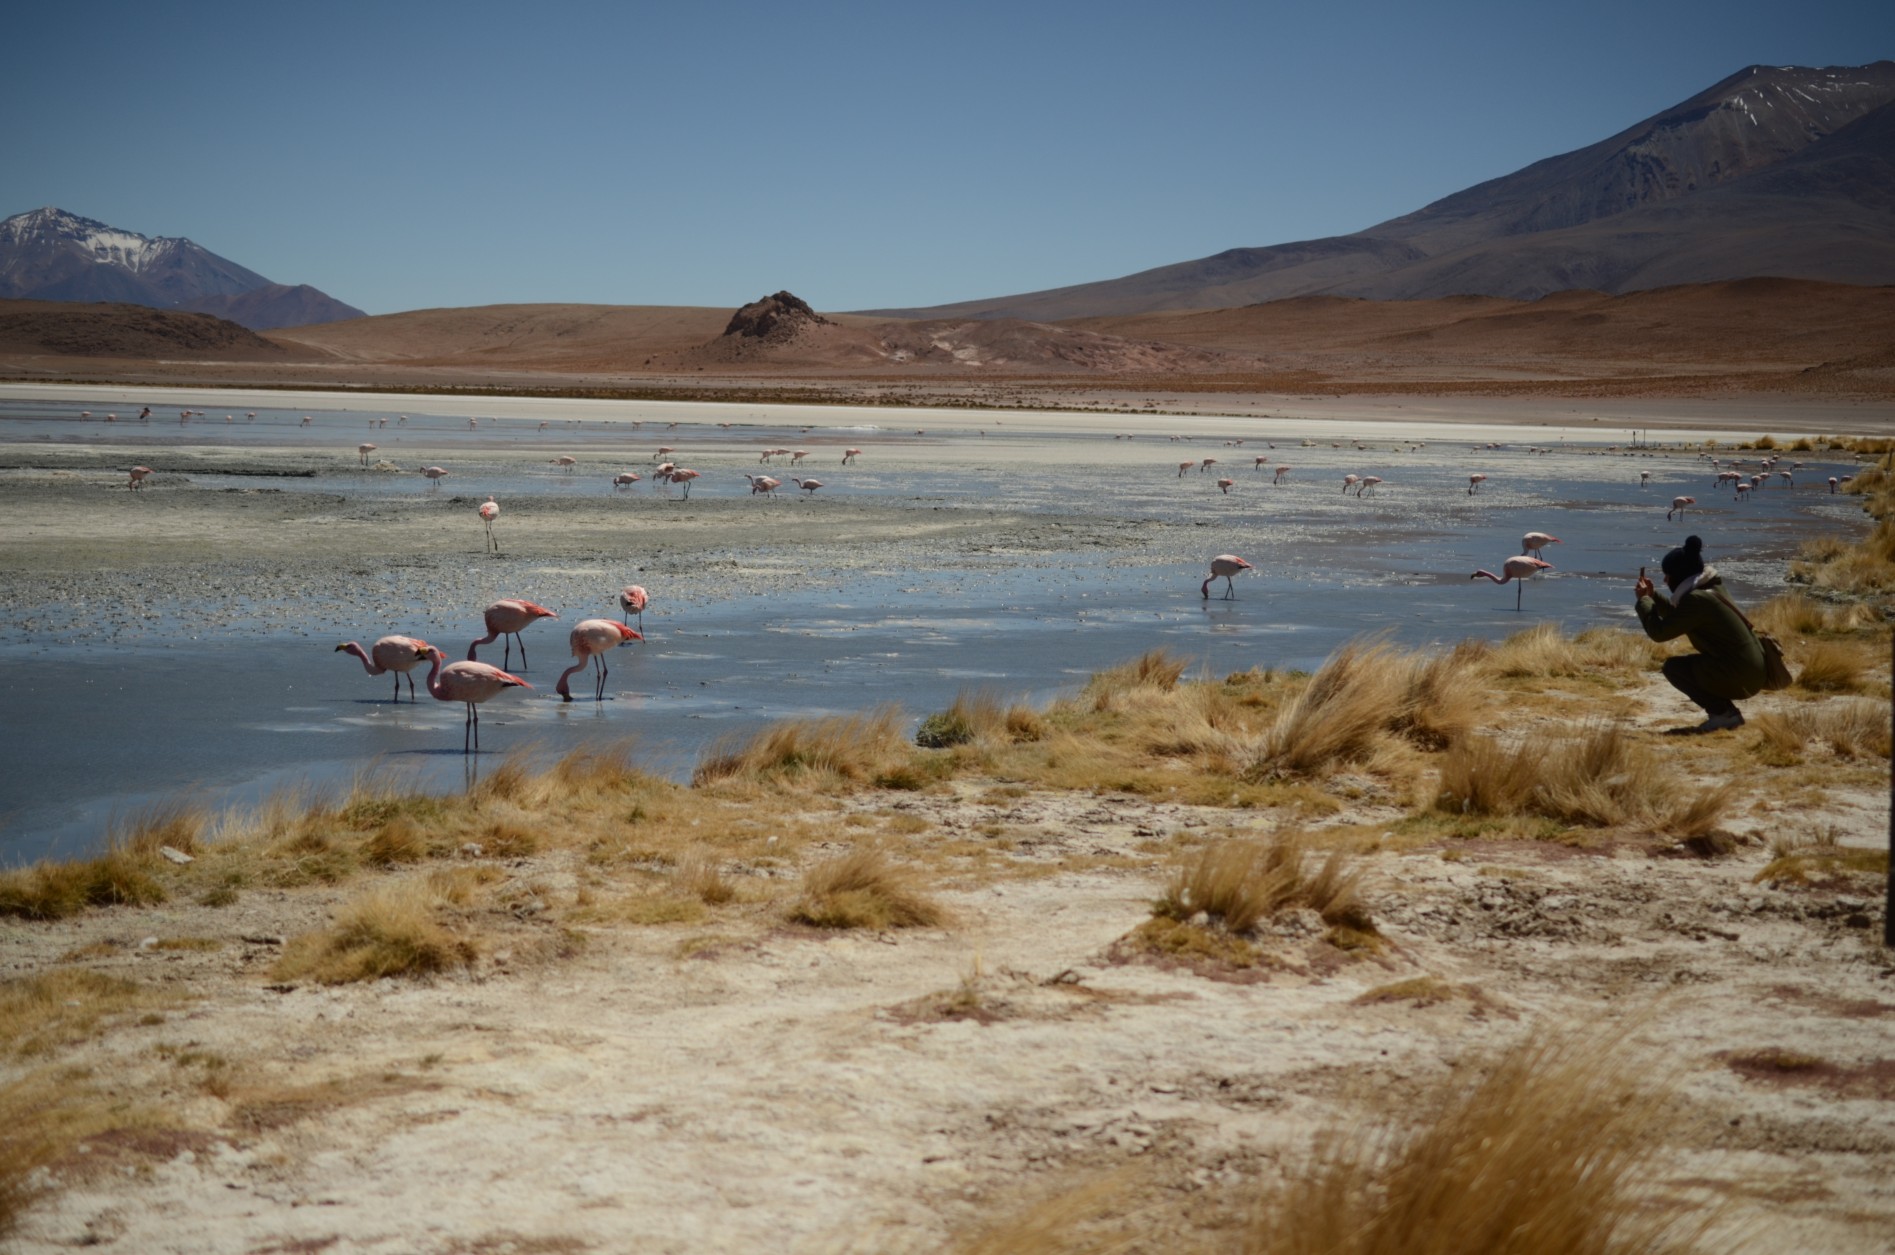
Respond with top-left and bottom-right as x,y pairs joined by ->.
1245,642 -> 1406,778
109,799 -> 206,859
1482,623 -> 1663,682
1753,592 -> 1880,639
916,691 -> 1047,749
1791,640 -> 1869,692
1152,832 -> 1372,939
1751,698 -> 1892,762
273,879 -> 478,984
1437,723 -> 1731,834
693,707 -> 908,788
1246,1031 -> 1703,1255
788,848 -> 948,930
1754,832 -> 1888,887
0,969 -> 174,1059
1791,518 -> 1895,595
0,850 -> 168,921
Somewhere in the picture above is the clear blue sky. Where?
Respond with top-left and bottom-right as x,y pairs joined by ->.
4,0 -> 1888,315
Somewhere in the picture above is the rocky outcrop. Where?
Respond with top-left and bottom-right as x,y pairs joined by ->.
722,291 -> 831,343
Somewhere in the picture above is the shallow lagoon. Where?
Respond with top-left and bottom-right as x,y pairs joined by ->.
0,388 -> 1872,864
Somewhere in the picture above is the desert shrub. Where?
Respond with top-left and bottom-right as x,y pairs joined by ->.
1390,640 -> 1485,748
1245,642 -> 1407,778
0,969 -> 171,1058
681,858 -> 737,906
1246,1031 -> 1702,1255
1438,724 -> 1730,833
1792,640 -> 1868,692
109,800 -> 206,858
1085,649 -> 1189,712
788,848 -> 946,930
1753,592 -> 1878,639
1483,623 -> 1659,680
693,707 -> 906,787
272,880 -> 477,984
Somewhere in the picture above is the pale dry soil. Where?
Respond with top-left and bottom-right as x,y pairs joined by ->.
4,684 -> 1891,1255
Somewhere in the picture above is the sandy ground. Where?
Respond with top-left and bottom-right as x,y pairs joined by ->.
1,392 -> 1891,1253
2,720 -> 1890,1254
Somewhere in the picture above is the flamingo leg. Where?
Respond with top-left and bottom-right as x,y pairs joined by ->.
595,655 -> 607,701
392,673 -> 400,703
517,634 -> 529,671
1517,581 -> 1523,612
464,703 -> 475,753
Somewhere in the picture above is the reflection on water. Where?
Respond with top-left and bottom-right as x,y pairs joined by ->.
0,394 -> 1874,864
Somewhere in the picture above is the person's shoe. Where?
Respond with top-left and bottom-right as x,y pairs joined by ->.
1697,710 -> 1745,732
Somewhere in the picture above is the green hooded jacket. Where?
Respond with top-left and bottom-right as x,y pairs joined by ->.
1634,567 -> 1767,700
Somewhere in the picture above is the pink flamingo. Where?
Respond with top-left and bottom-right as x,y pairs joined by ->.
613,472 -> 641,490
841,448 -> 861,465
654,462 -> 676,480
619,585 -> 649,629
1828,477 -> 1839,494
1639,471 -> 1651,486
336,635 -> 434,702
1467,473 -> 1488,495
468,598 -> 557,670
419,466 -> 448,487
127,466 -> 152,490
419,646 -> 531,754
1342,474 -> 1359,493
1274,465 -> 1291,485
1201,554 -> 1255,599
1254,455 -> 1270,471
791,450 -> 809,465
654,446 -> 676,461
1471,555 -> 1554,612
748,474 -> 781,497
793,477 -> 823,496
667,468 -> 701,497
1355,475 -> 1383,497
1521,532 -> 1561,554
1734,482 -> 1751,501
551,456 -> 578,473
555,619 -> 643,702
1177,461 -> 1194,478
1200,458 -> 1217,473
1216,477 -> 1234,494
479,497 -> 501,552
1667,495 -> 1695,522
357,443 -> 377,466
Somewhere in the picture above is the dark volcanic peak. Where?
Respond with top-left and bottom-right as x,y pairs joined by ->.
871,61 -> 1895,320
0,206 -> 364,331
722,290 -> 832,341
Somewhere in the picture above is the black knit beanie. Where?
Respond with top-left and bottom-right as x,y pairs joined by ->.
1660,534 -> 1705,588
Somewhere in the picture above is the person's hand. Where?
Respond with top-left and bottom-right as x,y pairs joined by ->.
1634,575 -> 1655,600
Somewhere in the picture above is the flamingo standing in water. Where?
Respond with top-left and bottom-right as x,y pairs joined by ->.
358,443 -> 377,466
613,472 -> 641,490
479,497 -> 501,551
127,466 -> 152,490
747,474 -> 782,497
1200,458 -> 1218,473
841,448 -> 861,465
1216,477 -> 1235,494
1467,473 -> 1488,495
1201,554 -> 1255,599
418,646 -> 531,753
1667,495 -> 1695,522
551,456 -> 578,473
1177,461 -> 1194,478
1355,475 -> 1383,497
336,635 -> 434,702
1342,474 -> 1359,493
555,619 -> 643,702
667,468 -> 701,497
468,598 -> 557,670
1521,532 -> 1561,555
420,466 -> 448,487
619,585 -> 649,630
1274,465 -> 1291,485
1471,555 -> 1554,612
793,477 -> 823,496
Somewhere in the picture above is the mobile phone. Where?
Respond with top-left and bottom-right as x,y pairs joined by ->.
1639,566 -> 1647,580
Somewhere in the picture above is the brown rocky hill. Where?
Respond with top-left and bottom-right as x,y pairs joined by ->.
873,62 -> 1895,319
0,299 -> 289,359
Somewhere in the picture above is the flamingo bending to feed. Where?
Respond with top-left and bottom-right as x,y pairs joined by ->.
1201,554 -> 1255,599
419,646 -> 531,753
613,472 -> 641,490
1521,532 -> 1561,554
336,635 -> 433,702
1216,477 -> 1234,494
479,497 -> 501,552
1200,458 -> 1217,473
127,466 -> 152,490
1467,473 -> 1488,495
793,478 -> 823,496
551,456 -> 578,473
1471,555 -> 1554,612
357,443 -> 377,466
791,450 -> 809,464
468,598 -> 557,671
1254,456 -> 1270,471
748,475 -> 781,497
420,466 -> 448,487
1342,474 -> 1359,493
1177,461 -> 1194,477
1667,496 -> 1695,522
619,585 -> 649,629
1355,475 -> 1383,496
667,468 -> 701,497
556,619 -> 643,702
1274,465 -> 1291,485
842,448 -> 861,465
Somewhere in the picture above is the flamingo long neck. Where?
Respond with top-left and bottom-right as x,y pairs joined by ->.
422,651 -> 449,700
344,643 -> 383,675
1473,569 -> 1508,584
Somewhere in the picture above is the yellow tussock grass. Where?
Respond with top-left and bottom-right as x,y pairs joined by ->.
789,848 -> 948,930
1245,1031 -> 1704,1255
273,878 -> 478,984
1246,638 -> 1476,778
1438,723 -> 1732,834
0,849 -> 167,921
0,969 -> 175,1059
1753,592 -> 1880,638
1154,832 -> 1367,935
1791,640 -> 1870,692
1751,698 -> 1892,761
694,707 -> 907,788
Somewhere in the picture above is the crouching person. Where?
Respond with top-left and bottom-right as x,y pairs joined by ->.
1634,534 -> 1765,732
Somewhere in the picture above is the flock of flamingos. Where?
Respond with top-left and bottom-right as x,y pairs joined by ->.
94,406 -> 1850,754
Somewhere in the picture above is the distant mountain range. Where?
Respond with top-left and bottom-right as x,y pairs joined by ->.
870,62 -> 1895,320
0,208 -> 364,330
